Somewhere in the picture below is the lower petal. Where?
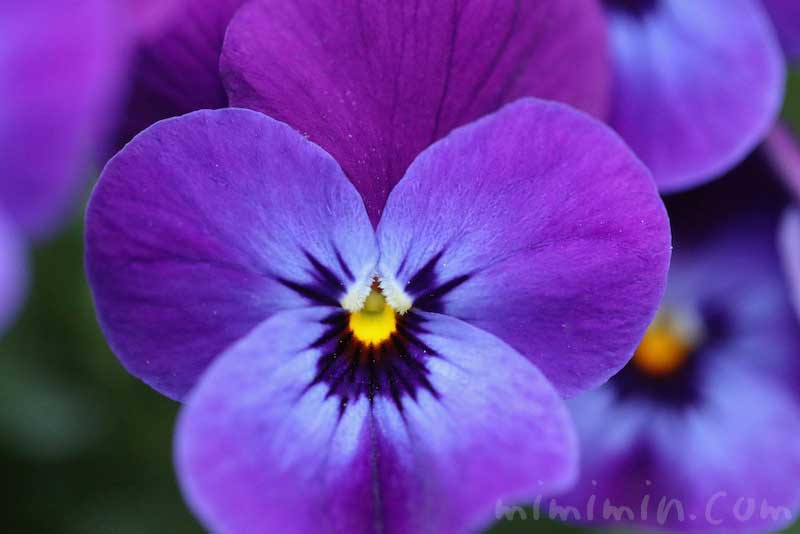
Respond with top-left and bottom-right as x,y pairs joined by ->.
176,308 -> 576,534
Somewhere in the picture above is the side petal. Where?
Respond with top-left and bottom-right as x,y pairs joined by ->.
0,0 -> 126,237
221,0 -> 610,223
377,98 -> 671,397
176,307 -> 577,534
605,0 -> 785,191
762,0 -> 800,59
86,109 -> 377,400
120,0 -> 246,141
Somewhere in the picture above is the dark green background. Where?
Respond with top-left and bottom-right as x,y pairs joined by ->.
2,72 -> 800,533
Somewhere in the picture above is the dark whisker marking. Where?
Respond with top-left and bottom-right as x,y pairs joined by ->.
305,251 -> 346,293
414,273 -> 471,312
301,256 -> 458,416
395,253 -> 409,279
277,277 -> 340,307
337,396 -> 349,420
310,322 -> 349,348
395,323 -> 438,358
277,250 -> 349,306
335,250 -> 354,282
405,251 -> 444,296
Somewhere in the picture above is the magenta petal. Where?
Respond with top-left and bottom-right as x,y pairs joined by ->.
86,109 -> 377,400
122,0 -> 246,140
221,0 -> 610,223
606,0 -> 785,191
0,0 -> 126,237
176,307 -> 576,534
377,98 -> 671,397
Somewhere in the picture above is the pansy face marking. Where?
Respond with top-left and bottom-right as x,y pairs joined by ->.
280,250 -> 472,413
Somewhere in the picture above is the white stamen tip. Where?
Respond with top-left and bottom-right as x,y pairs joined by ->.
341,276 -> 373,312
378,277 -> 412,315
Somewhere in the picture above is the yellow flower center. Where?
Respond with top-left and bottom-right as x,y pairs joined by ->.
349,286 -> 397,346
633,312 -> 696,378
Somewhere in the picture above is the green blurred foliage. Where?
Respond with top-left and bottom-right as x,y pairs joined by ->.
3,68 -> 800,534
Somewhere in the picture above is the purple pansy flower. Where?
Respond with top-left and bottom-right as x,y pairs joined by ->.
0,0 -> 127,329
558,176 -> 800,532
86,97 -> 670,532
602,0 -> 785,192
220,0 -> 612,224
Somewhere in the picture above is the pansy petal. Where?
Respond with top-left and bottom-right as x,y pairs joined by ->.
0,0 -> 126,237
605,0 -> 785,191
221,0 -> 610,223
121,0 -> 246,141
762,0 -> 800,59
177,307 -> 576,534
377,98 -> 670,397
86,109 -> 377,400
0,215 -> 26,332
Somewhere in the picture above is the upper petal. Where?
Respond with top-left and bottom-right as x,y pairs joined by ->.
121,0 -> 246,142
221,0 -> 610,223
176,307 -> 576,534
0,0 -> 127,237
86,109 -> 377,400
377,98 -> 671,397
604,0 -> 785,191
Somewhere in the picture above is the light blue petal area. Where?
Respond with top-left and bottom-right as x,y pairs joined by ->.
607,0 -> 784,191
176,307 -> 577,534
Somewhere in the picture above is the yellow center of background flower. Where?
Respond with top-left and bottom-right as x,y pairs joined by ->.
633,312 -> 694,377
349,287 -> 397,346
